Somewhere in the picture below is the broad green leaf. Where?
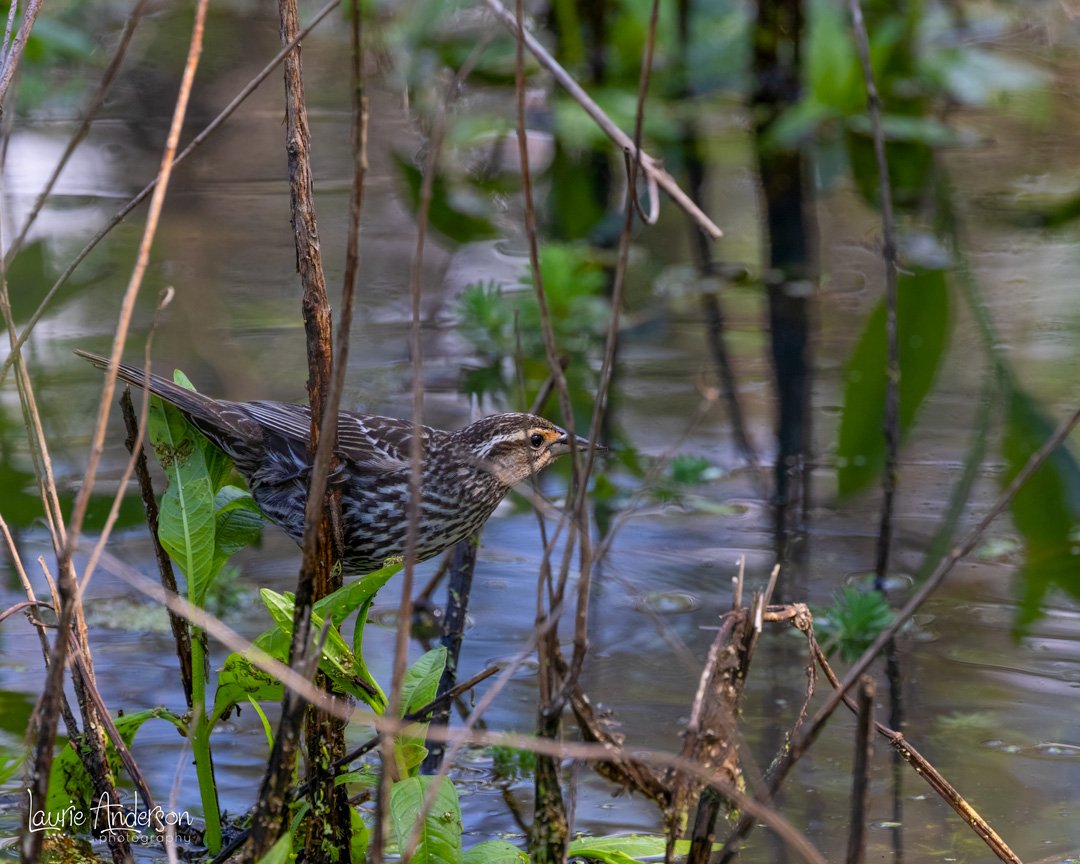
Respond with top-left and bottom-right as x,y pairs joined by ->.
257,832 -> 293,864
170,370 -> 232,491
395,647 -> 447,776
149,396 -> 217,606
46,708 -> 182,816
213,485 -> 265,573
836,268 -> 950,495
1002,384 -> 1080,633
462,840 -> 529,864
390,776 -> 462,864
399,648 -> 447,718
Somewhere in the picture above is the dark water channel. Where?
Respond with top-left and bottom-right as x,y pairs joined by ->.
2,3 -> 1080,862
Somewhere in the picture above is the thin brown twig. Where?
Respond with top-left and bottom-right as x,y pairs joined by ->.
0,0 -> 43,112
80,287 -> 174,593
810,637 -> 1021,864
400,595 -> 571,863
64,0 -> 208,568
562,0 -> 662,708
509,2 -> 577,859
119,384 -> 193,707
247,0 -> 344,854
65,633 -> 162,833
846,676 -> 875,864
482,0 -> 721,240
0,1 -> 19,66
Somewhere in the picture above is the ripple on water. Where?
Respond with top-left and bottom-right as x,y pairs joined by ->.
634,590 -> 701,615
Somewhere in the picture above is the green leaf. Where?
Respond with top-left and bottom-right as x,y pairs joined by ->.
1002,384 -> 1080,633
395,742 -> 429,776
248,697 -> 275,750
816,585 -> 895,661
462,840 -> 529,864
352,594 -> 376,661
0,747 -> 22,786
211,650 -> 284,729
567,834 -> 678,862
46,708 -> 182,816
213,485 -> 265,572
806,0 -> 860,114
390,776 -> 462,864
149,396 -> 217,606
836,268 -> 951,495
399,648 -> 447,719
669,455 -> 712,485
261,589 -> 388,712
257,832 -> 293,864
350,808 -> 370,863
213,567 -> 399,723
315,562 -> 402,627
393,152 -> 499,244
395,647 -> 447,776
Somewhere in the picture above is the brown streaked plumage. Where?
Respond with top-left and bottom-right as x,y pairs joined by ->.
78,350 -> 596,573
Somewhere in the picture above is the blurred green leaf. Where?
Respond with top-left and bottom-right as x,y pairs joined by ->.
837,268 -> 950,496
462,840 -> 529,864
567,834 -> 685,862
393,153 -> 499,244
806,0 -> 860,114
1001,384 -> 1080,634
256,832 -> 293,864
669,455 -> 712,485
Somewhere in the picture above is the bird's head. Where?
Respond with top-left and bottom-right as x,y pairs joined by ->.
457,413 -> 599,487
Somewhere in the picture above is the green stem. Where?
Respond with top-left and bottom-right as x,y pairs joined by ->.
190,630 -> 222,852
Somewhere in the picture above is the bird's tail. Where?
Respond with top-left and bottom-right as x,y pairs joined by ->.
75,350 -> 256,455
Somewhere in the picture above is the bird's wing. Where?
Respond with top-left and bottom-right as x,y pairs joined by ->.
336,412 -> 427,472
239,401 -> 423,474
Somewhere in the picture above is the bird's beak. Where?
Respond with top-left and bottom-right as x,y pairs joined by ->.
551,428 -> 607,457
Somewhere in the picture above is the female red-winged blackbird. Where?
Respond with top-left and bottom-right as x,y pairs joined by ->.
77,350 -> 596,573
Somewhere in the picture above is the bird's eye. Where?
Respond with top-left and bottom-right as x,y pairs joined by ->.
529,432 -> 545,449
